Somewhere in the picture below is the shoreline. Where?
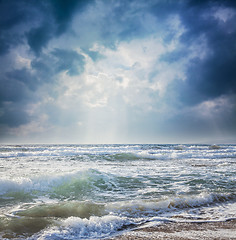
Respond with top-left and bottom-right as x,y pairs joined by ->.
109,219 -> 236,240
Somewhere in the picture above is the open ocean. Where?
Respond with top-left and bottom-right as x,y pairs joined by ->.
0,144 -> 235,239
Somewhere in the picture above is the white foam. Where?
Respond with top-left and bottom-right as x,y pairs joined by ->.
1,143 -> 236,240
106,192 -> 235,217
0,169 -> 117,200
1,144 -> 236,162
34,215 -> 132,240
0,178 -> 33,195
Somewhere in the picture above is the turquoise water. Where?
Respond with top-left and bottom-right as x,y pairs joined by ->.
0,144 -> 235,239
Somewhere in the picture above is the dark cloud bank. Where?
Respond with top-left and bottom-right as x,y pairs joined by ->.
0,0 -> 89,133
0,0 -> 236,143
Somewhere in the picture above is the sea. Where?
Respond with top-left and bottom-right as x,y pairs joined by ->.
0,144 -> 235,239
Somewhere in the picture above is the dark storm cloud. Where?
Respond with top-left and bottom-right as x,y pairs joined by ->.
147,0 -> 236,103
0,0 -> 90,130
0,101 -> 31,127
26,24 -> 53,56
0,47 -> 85,127
6,68 -> 39,91
25,0 -> 84,55
50,0 -> 90,35
0,0 -> 29,55
26,0 -> 92,55
0,0 -> 92,56
0,68 -> 38,127
176,0 -> 236,105
0,70 -> 33,103
150,0 -> 183,19
150,0 -> 236,135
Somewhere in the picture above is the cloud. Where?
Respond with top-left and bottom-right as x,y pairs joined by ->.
0,66 -> 38,128
150,0 -> 236,138
26,0 -> 87,55
0,101 -> 31,127
177,1 -> 236,105
51,49 -> 85,76
69,0 -> 163,50
0,0 -> 236,143
26,24 -> 53,56
0,0 -> 29,55
0,0 -> 92,56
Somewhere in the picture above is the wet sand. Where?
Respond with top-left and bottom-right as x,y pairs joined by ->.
109,219 -> 236,240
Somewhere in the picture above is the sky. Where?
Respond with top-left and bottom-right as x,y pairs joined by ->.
0,0 -> 236,144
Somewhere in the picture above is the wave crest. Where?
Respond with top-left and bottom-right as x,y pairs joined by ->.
0,169 -> 116,201
12,201 -> 106,219
107,192 -> 236,217
35,215 -> 133,240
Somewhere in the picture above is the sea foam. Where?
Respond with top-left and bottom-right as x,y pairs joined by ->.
0,144 -> 235,239
33,215 -> 133,240
0,169 -> 117,201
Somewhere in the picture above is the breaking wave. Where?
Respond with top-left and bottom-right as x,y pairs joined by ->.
0,169 -> 118,201
1,144 -> 236,239
5,192 -> 234,219
2,192 -> 234,239
1,144 -> 236,161
106,192 -> 236,217
32,215 -> 135,240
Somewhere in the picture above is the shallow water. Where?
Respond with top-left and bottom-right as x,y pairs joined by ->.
0,144 -> 235,239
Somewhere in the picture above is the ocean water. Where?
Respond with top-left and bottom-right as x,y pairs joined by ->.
0,144 -> 235,239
